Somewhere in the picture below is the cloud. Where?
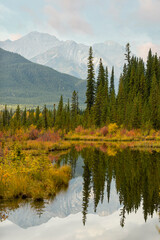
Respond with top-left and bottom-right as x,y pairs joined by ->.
138,0 -> 160,23
137,42 -> 160,61
10,34 -> 22,41
21,6 -> 41,25
0,26 -> 22,41
0,4 -> 21,41
0,3 -> 14,21
44,0 -> 93,35
102,0 -> 160,47
107,0 -> 160,25
44,5 -> 66,33
107,0 -> 129,20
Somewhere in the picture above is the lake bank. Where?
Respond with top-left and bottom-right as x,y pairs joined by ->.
1,127 -> 160,203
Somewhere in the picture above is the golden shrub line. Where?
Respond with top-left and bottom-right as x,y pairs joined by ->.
65,123 -> 160,141
0,144 -> 71,201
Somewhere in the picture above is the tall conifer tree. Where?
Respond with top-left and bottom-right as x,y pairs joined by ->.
97,58 -> 105,91
125,43 -> 131,65
94,83 -> 103,126
146,49 -> 153,97
43,105 -> 48,129
15,105 -> 21,129
109,67 -> 116,122
85,47 -> 95,111
55,95 -> 64,129
22,107 -> 27,127
117,76 -> 125,125
149,73 -> 160,129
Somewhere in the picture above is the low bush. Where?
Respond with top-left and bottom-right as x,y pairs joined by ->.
100,126 -> 108,136
28,125 -> 39,140
38,130 -> 60,142
108,123 -> 118,134
0,144 -> 71,200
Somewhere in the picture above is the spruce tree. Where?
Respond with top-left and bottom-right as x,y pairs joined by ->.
97,58 -> 105,91
101,67 -> 109,125
85,47 -> 95,111
22,107 -> 27,127
15,105 -> 21,129
117,75 -> 125,125
109,67 -> 116,122
105,66 -> 109,99
2,105 -> 8,128
131,94 -> 142,129
139,73 -> 147,103
27,110 -> 35,126
94,83 -> 103,126
71,91 -> 78,117
109,67 -> 115,96
35,106 -> 40,126
53,104 -> 56,127
125,43 -> 131,65
43,105 -> 48,129
76,91 -> 79,115
154,53 -> 160,83
146,49 -> 153,97
128,65 -> 136,101
71,91 -> 78,128
149,73 -> 160,129
66,99 -> 71,132
55,95 -> 64,129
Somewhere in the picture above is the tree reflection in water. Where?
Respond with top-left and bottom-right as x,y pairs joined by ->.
0,198 -> 46,222
0,145 -> 160,227
60,145 -> 160,226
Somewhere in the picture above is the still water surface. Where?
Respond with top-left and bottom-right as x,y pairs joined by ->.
0,145 -> 160,239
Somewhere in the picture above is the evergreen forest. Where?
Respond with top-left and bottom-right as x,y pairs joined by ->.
1,44 -> 160,132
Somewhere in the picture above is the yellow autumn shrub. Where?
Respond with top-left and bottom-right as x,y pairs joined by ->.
108,123 -> 118,134
0,143 -> 71,200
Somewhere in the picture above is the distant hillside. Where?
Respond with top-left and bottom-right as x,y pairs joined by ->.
0,31 -> 125,90
0,32 -> 60,59
0,48 -> 86,107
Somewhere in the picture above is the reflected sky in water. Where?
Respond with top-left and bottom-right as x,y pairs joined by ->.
0,146 -> 160,239
0,210 -> 159,240
5,177 -> 120,228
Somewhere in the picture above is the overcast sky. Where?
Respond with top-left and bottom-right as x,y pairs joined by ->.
0,0 -> 160,58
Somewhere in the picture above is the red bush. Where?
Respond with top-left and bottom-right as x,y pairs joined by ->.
120,129 -> 127,136
0,131 -> 4,140
38,130 -> 60,142
75,145 -> 85,152
29,128 -> 39,140
90,131 -> 95,135
126,129 -> 136,137
100,126 -> 108,136
99,144 -> 108,152
75,125 -> 84,133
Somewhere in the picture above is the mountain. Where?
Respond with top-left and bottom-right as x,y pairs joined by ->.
0,31 -> 61,59
0,48 -> 86,107
31,40 -> 124,91
0,32 -> 126,90
8,177 -> 121,229
31,40 -> 89,79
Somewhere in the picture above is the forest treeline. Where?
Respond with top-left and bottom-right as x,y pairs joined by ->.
1,43 -> 160,131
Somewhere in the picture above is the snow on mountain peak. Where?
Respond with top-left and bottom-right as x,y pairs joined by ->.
0,31 -> 126,88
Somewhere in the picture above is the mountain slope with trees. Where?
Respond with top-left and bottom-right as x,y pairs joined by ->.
1,44 -> 160,132
0,48 -> 86,107
0,31 -> 125,88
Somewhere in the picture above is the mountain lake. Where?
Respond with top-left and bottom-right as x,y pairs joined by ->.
0,145 -> 160,240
